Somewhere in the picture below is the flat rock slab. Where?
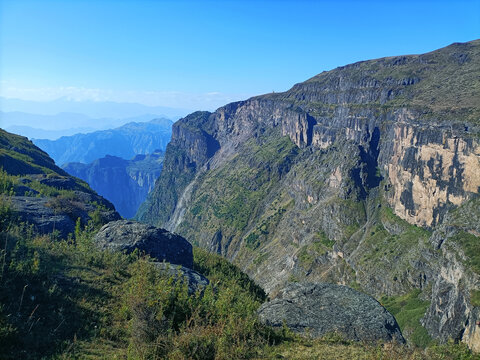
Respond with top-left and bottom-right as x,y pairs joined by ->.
94,220 -> 193,268
258,282 -> 405,343
10,196 -> 75,237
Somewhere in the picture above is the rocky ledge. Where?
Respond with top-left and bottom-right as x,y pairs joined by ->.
94,220 -> 193,268
258,282 -> 405,343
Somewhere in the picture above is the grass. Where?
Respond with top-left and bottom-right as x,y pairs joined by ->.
177,128 -> 298,248
450,231 -> 480,275
0,203 -> 479,359
281,39 -> 480,125
381,290 -> 432,348
0,212 -> 275,359
471,290 -> 480,307
258,336 -> 479,360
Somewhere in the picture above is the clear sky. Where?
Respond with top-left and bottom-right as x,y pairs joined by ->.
1,0 -> 479,111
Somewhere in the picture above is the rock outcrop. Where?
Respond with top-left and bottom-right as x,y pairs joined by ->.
0,129 -> 121,236
10,191 -> 120,238
258,282 -> 405,343
94,220 -> 193,268
153,262 -> 209,294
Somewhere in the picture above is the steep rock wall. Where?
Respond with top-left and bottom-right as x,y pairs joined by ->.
137,40 -> 480,348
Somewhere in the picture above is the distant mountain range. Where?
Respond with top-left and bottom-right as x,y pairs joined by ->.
33,118 -> 173,165
63,151 -> 164,218
1,111 -> 178,140
0,97 -> 190,119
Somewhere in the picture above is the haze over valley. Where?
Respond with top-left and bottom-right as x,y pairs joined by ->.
1,1 -> 479,358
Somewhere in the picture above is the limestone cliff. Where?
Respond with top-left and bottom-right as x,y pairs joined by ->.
63,151 -> 164,219
136,40 -> 480,348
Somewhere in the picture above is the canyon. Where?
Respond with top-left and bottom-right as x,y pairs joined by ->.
136,40 -> 480,348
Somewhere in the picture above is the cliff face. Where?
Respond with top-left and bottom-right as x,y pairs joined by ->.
63,151 -> 164,219
136,40 -> 480,348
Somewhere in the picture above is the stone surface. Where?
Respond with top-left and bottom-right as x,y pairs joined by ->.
94,220 -> 193,268
10,196 -> 76,237
153,262 -> 209,294
10,193 -> 121,238
258,282 -> 405,343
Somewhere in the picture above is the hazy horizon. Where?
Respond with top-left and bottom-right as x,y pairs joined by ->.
1,0 -> 478,112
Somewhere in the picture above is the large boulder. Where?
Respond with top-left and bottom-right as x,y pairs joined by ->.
153,262 -> 209,295
94,220 -> 193,268
10,195 -> 120,238
10,196 -> 75,237
258,282 -> 405,343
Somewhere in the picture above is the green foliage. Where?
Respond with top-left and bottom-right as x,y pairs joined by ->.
471,290 -> 480,307
193,247 -> 266,302
381,290 -> 432,347
451,231 -> 480,275
0,217 -> 276,359
0,218 -> 478,359
261,336 -> 480,360
179,130 -> 298,252
315,231 -> 335,249
0,196 -> 15,232
427,339 -> 480,360
0,168 -> 16,196
285,40 -> 480,125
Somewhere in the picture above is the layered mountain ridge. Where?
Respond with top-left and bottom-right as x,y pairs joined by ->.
136,40 -> 480,348
63,151 -> 164,218
33,118 -> 173,165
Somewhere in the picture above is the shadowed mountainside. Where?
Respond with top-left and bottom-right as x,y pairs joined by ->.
63,151 -> 164,218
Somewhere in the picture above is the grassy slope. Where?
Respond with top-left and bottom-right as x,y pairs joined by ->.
0,216 -> 477,359
277,39 -> 480,124
177,128 -> 299,250
0,129 -> 476,359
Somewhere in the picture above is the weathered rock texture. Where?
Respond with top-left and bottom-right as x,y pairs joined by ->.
63,151 -> 164,218
136,40 -> 480,348
1,129 -> 121,236
258,282 -> 405,343
10,190 -> 120,238
153,262 -> 209,295
94,220 -> 193,268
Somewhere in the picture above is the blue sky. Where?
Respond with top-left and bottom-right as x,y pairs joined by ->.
1,0 -> 479,111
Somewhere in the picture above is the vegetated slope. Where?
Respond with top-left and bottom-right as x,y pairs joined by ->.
63,151 -> 164,218
32,118 -> 173,165
0,128 -> 120,236
0,131 -> 476,359
136,40 -> 480,349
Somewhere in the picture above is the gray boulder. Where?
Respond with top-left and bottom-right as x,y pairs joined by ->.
153,262 -> 209,294
258,282 -> 405,343
9,195 -> 120,238
10,196 -> 75,237
94,220 -> 193,268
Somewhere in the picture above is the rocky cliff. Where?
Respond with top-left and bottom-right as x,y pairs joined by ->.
0,129 -> 121,236
136,40 -> 480,348
63,151 -> 164,218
